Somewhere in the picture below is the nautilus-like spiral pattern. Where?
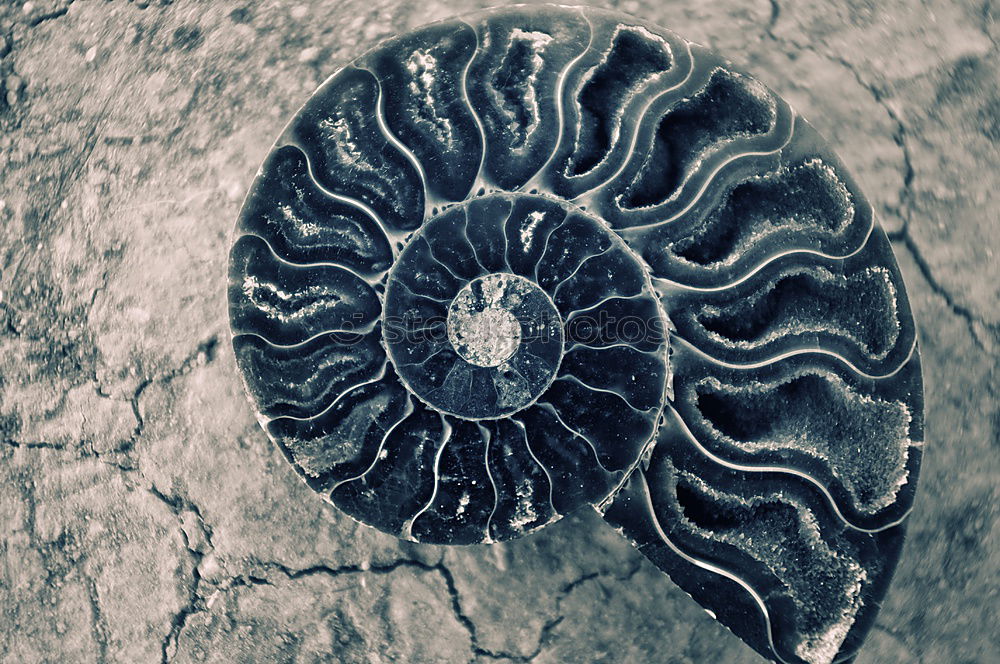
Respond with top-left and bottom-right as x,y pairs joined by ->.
228,6 -> 923,664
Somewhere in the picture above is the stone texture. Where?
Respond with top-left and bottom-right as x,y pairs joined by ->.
172,564 -> 474,664
0,1 -> 996,663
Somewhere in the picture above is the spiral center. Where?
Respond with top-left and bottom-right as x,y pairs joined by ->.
382,195 -> 620,420
447,274 -> 528,367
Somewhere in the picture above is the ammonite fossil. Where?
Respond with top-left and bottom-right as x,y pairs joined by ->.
228,6 -> 923,664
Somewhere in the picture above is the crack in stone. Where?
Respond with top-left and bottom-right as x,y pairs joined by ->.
24,3 -> 74,29
9,455 -> 654,664
152,539 -> 509,664
759,21 -> 996,347
4,433 -> 139,473
264,558 -> 522,662
760,15 -> 915,237
5,332 -> 226,661
4,438 -> 67,451
131,334 -> 220,442
828,53 -> 915,236
524,559 -> 646,663
980,0 -> 998,47
160,594 -> 200,664
434,562 -> 525,662
149,485 -> 216,664
892,235 -> 996,349
4,467 -> 111,661
82,570 -> 111,664
821,60 -> 994,345
522,576 -> 598,663
2,376 -> 143,472
181,557 -> 538,663
765,0 -> 780,39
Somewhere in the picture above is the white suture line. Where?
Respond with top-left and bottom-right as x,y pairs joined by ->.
549,244 -> 615,297
569,39 -> 697,198
402,413 -> 454,541
666,403 -> 914,534
459,20 -> 489,196
561,290 -> 647,318
290,141 -> 411,253
499,200 -> 515,272
670,331 -> 918,382
534,400 -> 617,475
517,7 -> 595,191
553,372 -> 658,414
562,340 -> 664,357
368,69 -> 434,217
266,360 -> 389,424
651,204 -> 878,293
533,215 -> 570,284
232,319 -> 380,350
615,107 -> 797,232
479,422 -> 500,543
399,345 -> 449,370
512,416 -> 558,517
420,234 -> 469,284
460,206 -> 489,273
330,394 -> 415,491
632,470 -> 794,664
240,231 -> 388,289
393,278 -> 452,305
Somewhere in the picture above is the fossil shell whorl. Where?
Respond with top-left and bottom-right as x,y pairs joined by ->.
228,6 -> 922,664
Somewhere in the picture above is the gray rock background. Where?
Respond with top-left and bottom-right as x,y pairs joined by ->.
0,0 -> 996,662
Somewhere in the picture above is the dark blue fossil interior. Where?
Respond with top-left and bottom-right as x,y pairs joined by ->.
228,6 -> 923,664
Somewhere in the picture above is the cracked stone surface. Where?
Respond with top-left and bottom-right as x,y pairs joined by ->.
0,1 -> 996,663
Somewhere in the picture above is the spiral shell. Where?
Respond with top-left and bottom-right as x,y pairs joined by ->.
228,6 -> 922,664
